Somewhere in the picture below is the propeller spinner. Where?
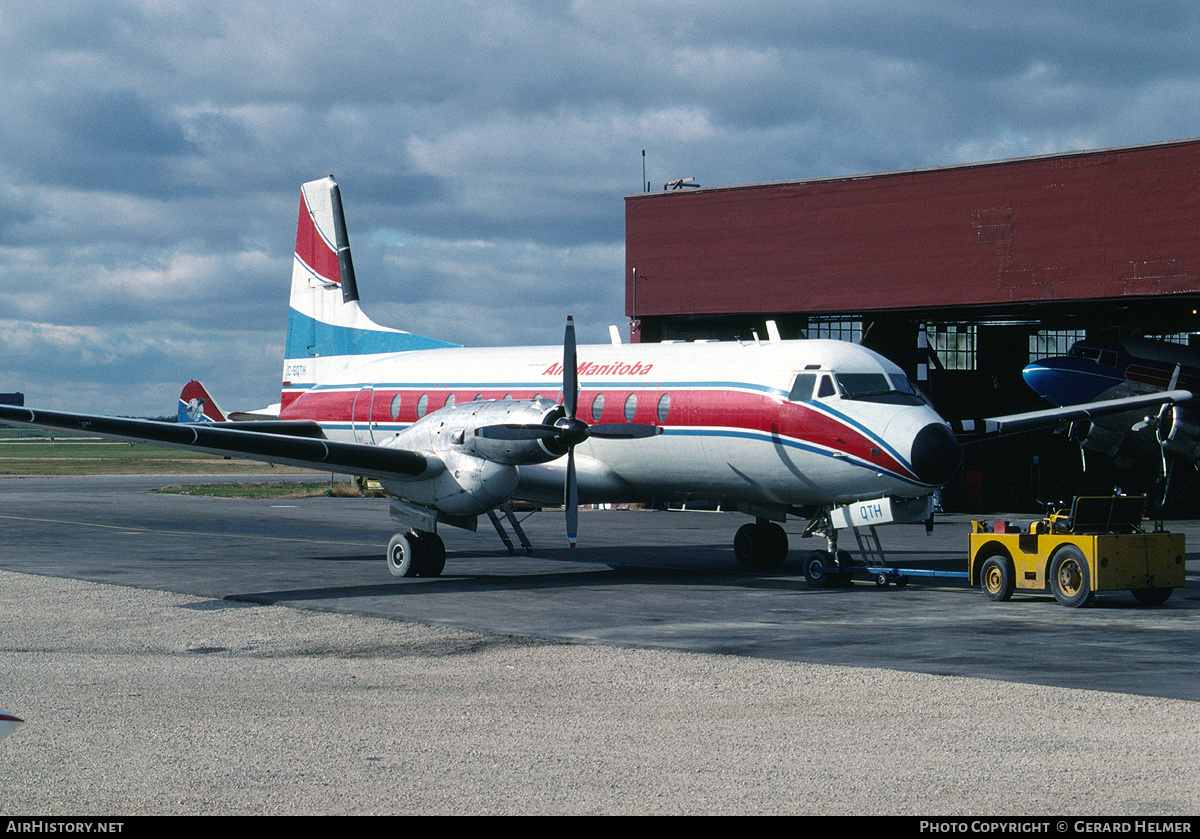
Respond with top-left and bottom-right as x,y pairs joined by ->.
477,316 -> 661,545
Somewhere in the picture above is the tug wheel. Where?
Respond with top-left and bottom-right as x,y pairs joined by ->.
980,555 -> 1015,602
1050,546 -> 1092,608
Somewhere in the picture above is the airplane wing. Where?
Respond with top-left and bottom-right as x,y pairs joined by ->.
0,405 -> 432,479
954,389 -> 1195,437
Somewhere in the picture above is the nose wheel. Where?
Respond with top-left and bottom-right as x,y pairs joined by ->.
387,530 -> 446,577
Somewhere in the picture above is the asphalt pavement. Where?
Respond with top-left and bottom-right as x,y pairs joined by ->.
1,473 -> 1198,815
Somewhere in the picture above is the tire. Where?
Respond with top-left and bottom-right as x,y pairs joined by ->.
733,523 -> 788,569
733,523 -> 763,568
765,523 -> 788,567
387,532 -> 420,578
419,532 -> 446,577
1049,545 -> 1092,608
980,555 -> 1015,602
803,551 -> 830,588
833,549 -> 856,587
1131,587 -> 1173,607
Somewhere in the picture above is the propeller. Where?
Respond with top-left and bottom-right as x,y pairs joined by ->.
477,316 -> 661,546
1130,364 -> 1183,508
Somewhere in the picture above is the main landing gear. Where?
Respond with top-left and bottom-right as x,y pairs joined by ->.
387,530 -> 446,578
733,519 -> 789,569
731,510 -> 883,586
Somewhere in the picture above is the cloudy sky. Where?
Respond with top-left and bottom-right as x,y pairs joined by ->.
2,1 -> 1199,416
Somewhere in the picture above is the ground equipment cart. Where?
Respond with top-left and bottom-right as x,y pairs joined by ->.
968,496 -> 1185,607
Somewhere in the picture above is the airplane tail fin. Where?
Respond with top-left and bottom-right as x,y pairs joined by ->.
283,176 -> 458,394
179,380 -> 227,423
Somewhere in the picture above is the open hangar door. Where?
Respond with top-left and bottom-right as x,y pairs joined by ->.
627,139 -> 1200,514
858,302 -> 1200,514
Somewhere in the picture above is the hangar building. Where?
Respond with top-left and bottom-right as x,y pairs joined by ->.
624,138 -> 1200,511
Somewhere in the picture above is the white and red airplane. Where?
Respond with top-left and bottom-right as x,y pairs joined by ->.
0,177 -> 960,580
6,176 -> 1182,580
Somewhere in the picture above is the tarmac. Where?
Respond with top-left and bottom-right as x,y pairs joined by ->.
2,567 -> 1199,816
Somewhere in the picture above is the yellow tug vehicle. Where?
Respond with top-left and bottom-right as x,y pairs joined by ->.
968,496 -> 1185,608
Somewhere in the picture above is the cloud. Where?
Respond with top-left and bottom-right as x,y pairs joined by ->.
1,1 -> 1199,415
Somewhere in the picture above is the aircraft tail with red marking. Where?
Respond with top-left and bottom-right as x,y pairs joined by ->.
283,176 -> 458,395
178,380 -> 280,423
178,380 -> 227,423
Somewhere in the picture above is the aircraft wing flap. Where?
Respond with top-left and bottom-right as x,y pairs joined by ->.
957,389 -> 1195,438
0,405 -> 431,479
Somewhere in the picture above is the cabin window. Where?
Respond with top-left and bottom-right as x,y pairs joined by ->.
624,394 -> 637,421
816,375 -> 837,398
591,393 -> 605,421
390,394 -> 402,420
444,393 -> 456,408
657,393 -> 671,422
788,374 -> 816,402
417,393 -> 428,417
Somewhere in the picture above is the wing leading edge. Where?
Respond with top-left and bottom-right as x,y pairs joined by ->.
955,389 -> 1195,437
0,405 -> 431,479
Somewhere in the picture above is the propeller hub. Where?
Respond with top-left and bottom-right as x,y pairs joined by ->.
557,416 -> 590,447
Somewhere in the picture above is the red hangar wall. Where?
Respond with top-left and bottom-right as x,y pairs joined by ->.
624,138 -> 1200,510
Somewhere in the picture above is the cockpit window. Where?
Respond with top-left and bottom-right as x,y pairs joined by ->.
788,373 -> 816,402
833,373 -> 927,405
1067,345 -> 1118,367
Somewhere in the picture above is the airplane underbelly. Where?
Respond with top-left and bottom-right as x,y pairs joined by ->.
559,427 -> 915,507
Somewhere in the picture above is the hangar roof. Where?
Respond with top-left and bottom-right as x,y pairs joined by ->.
625,137 -> 1200,323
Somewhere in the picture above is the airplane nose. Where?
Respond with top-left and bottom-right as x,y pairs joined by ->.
910,422 -> 961,486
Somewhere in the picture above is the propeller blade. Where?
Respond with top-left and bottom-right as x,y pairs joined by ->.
563,316 -> 578,419
587,423 -> 663,439
475,423 -> 558,440
565,448 -> 578,548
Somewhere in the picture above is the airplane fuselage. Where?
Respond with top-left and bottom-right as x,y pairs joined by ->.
1023,337 -> 1200,478
280,337 -> 959,517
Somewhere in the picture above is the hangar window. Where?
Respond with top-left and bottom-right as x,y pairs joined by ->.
926,324 -> 977,371
808,318 -> 862,343
1146,332 -> 1199,346
1031,330 -> 1086,360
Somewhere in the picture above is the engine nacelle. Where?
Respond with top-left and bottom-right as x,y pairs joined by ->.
389,398 -> 567,466
461,399 -> 569,464
376,398 -> 572,518
380,451 -> 520,517
1068,420 -> 1124,460
1159,405 -> 1200,460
